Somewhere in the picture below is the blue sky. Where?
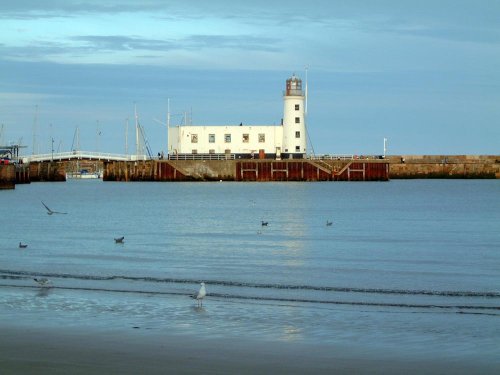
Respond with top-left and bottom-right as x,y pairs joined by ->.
0,0 -> 499,156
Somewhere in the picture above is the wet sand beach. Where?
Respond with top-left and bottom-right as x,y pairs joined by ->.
1,323 -> 499,375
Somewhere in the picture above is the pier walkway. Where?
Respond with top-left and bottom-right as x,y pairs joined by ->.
22,151 -> 148,163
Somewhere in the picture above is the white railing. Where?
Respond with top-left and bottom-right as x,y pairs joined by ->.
168,153 -> 236,161
308,154 -> 386,160
22,151 -> 149,163
308,154 -> 354,160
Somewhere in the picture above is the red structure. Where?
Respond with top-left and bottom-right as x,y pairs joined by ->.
236,160 -> 389,182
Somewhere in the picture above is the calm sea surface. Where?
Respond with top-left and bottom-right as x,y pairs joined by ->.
1,180 -> 499,363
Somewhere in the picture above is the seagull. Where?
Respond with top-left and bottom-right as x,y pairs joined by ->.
326,220 -> 333,226
19,242 -> 28,248
34,278 -> 51,287
41,201 -> 67,215
261,220 -> 269,227
192,282 -> 206,307
114,236 -> 125,243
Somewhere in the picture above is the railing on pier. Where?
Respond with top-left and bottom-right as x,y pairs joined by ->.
22,151 -> 150,163
168,153 -> 236,161
308,154 -> 386,161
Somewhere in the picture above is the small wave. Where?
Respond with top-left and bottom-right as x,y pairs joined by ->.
1,284 -> 499,314
1,269 -> 498,298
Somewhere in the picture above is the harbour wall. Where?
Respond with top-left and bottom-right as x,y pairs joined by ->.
103,159 -> 389,182
3,155 -> 498,188
28,162 -> 66,182
0,164 -> 15,189
386,155 -> 500,179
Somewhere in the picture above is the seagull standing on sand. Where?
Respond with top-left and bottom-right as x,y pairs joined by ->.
34,278 -> 51,287
192,282 -> 206,307
41,201 -> 67,215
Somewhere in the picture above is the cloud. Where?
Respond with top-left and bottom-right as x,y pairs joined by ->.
71,34 -> 279,52
381,25 -> 500,45
185,35 -> 279,52
0,0 -> 168,19
70,36 -> 176,52
0,33 -> 280,62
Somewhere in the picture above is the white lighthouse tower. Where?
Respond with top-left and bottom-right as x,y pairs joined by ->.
282,74 -> 307,159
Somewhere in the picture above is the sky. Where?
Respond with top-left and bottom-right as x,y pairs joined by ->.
0,0 -> 499,156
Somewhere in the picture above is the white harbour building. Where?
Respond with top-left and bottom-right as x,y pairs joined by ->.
168,74 -> 307,160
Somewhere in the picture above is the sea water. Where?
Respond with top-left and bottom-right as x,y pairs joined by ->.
1,180 -> 499,363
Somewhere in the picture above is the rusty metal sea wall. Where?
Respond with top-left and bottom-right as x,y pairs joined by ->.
103,160 -> 390,182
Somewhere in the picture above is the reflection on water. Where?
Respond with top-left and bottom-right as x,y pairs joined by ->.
36,288 -> 51,298
192,306 -> 207,314
281,325 -> 303,342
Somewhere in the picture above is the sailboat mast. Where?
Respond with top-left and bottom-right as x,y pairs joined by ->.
125,118 -> 129,155
32,105 -> 38,155
134,104 -> 140,159
167,99 -> 170,154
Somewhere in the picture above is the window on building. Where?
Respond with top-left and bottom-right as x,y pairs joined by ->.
208,134 -> 215,143
295,146 -> 300,152
191,134 -> 198,143
258,133 -> 265,143
209,149 -> 215,154
295,117 -> 300,124
295,131 -> 300,138
242,134 -> 249,143
295,104 -> 300,111
192,149 -> 198,154
224,134 -> 231,143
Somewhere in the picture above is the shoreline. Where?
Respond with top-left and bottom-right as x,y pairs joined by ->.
1,323 -> 498,374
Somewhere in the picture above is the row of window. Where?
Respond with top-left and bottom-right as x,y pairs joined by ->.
191,132 -> 301,144
191,146 -> 302,154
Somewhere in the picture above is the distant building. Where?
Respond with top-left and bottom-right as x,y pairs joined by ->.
168,74 -> 307,159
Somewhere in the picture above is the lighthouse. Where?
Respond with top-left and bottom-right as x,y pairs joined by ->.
167,73 -> 309,160
282,74 -> 307,159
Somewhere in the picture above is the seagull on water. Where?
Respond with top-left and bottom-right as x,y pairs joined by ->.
41,201 -> 67,215
19,242 -> 28,248
114,236 -> 125,243
192,282 -> 206,307
34,278 -> 51,287
326,220 -> 333,226
261,220 -> 269,227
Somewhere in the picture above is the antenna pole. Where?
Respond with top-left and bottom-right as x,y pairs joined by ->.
32,105 -> 38,155
125,118 -> 129,155
135,103 -> 139,158
167,99 -> 170,154
96,120 -> 100,153
167,99 -> 170,129
305,66 -> 308,116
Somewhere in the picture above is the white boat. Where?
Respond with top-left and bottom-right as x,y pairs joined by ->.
66,170 -> 103,179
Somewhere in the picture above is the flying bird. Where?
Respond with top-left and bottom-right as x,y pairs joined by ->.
33,278 -> 51,287
114,236 -> 125,243
192,282 -> 206,307
19,242 -> 28,248
41,201 -> 67,215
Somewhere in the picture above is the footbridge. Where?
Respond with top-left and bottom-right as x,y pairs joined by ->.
22,151 -> 149,163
